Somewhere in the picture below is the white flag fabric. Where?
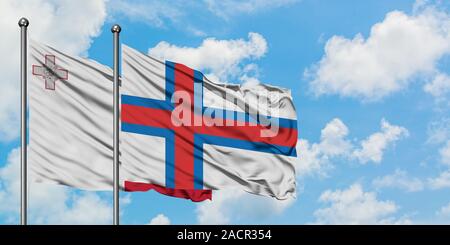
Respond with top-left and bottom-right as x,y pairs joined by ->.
121,45 -> 298,200
29,40 -> 113,190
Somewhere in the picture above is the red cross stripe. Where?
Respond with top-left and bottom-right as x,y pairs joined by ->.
32,55 -> 68,90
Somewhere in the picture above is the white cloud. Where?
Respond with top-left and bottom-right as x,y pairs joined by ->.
148,32 -> 267,82
424,73 -> 450,98
197,190 -> 239,224
0,148 -> 22,216
196,189 -> 294,225
372,169 -> 424,192
0,148 -> 113,224
352,119 -> 409,164
437,202 -> 450,217
47,193 -> 111,225
439,140 -> 450,165
428,170 -> 450,189
297,118 -> 408,177
148,214 -> 171,225
295,139 -> 330,177
318,118 -> 352,156
313,183 -> 410,224
296,118 -> 350,177
306,6 -> 450,101
0,0 -> 107,141
204,0 -> 297,20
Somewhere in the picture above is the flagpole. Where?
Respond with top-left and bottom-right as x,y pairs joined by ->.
112,24 -> 121,226
18,17 -> 29,226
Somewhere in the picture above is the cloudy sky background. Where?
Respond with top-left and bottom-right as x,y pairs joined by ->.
0,0 -> 450,224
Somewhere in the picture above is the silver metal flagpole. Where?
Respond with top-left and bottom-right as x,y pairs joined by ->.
18,17 -> 29,226
111,24 -> 121,226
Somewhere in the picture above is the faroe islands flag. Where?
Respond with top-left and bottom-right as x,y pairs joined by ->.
120,45 -> 298,201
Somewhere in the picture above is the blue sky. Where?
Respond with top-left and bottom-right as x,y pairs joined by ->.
1,0 -> 450,224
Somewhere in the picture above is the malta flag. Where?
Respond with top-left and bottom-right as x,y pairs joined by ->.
29,40 -> 114,189
121,45 -> 298,200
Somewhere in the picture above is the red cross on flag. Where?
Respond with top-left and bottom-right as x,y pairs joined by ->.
32,55 -> 68,90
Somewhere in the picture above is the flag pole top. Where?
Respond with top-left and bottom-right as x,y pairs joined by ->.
111,24 -> 121,33
18,17 -> 29,27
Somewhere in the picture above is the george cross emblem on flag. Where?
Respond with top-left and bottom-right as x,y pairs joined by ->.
32,55 -> 68,90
